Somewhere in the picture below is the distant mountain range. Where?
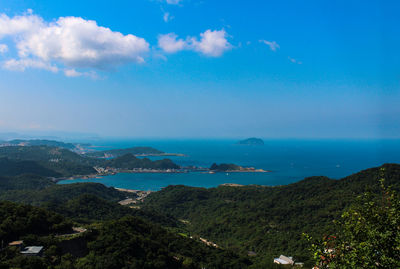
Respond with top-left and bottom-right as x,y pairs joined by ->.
85,146 -> 164,158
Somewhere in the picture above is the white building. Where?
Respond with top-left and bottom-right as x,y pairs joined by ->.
274,255 -> 294,265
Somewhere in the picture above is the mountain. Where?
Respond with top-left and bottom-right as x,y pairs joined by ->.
236,138 -> 264,145
0,159 -> 399,268
0,146 -> 98,176
106,153 -> 180,170
86,146 -> 164,158
0,200 -> 73,243
143,163 -> 400,266
0,174 -> 54,193
0,193 -> 250,269
210,163 -> 241,171
0,146 -> 181,177
0,157 -> 61,177
4,139 -> 78,149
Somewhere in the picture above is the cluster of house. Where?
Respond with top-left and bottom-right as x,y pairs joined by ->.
8,240 -> 44,256
274,255 -> 304,267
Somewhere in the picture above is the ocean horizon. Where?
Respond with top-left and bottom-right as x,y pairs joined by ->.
58,138 -> 400,191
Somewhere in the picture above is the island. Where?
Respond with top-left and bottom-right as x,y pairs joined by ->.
210,163 -> 267,172
236,137 -> 264,145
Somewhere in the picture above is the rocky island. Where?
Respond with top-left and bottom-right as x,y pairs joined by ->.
236,137 -> 264,145
210,163 -> 267,172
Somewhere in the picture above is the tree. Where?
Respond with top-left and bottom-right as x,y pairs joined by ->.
307,168 -> 400,268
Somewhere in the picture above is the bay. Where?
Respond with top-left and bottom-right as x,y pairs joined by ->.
58,139 -> 400,191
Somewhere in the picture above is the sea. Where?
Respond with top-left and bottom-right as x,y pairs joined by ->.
58,139 -> 400,191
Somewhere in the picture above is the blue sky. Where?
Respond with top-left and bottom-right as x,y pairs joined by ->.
0,0 -> 399,138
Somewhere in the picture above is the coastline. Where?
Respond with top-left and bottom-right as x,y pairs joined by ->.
55,167 -> 270,183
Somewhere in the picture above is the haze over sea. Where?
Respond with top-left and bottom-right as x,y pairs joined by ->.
58,139 -> 400,191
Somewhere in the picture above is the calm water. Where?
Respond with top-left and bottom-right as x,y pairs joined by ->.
58,139 -> 400,191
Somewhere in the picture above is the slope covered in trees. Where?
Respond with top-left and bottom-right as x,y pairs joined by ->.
0,160 -> 399,268
106,153 -> 180,170
308,175 -> 400,268
0,200 -> 250,268
0,146 -> 97,177
0,201 -> 72,243
0,174 -> 54,193
2,139 -> 78,150
0,182 -> 126,206
143,163 -> 400,266
0,158 -> 60,177
0,146 -> 181,178
85,146 -> 164,158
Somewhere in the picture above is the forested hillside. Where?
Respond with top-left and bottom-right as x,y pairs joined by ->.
0,146 -> 180,178
0,201 -> 249,268
85,146 -> 164,158
143,163 -> 400,266
0,160 -> 399,268
106,153 -> 180,170
0,155 -> 249,268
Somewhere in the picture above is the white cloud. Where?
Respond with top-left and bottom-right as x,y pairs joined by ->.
163,12 -> 174,22
0,13 -> 44,37
0,11 -> 149,76
158,29 -> 231,57
64,68 -> 98,79
0,44 -> 8,53
64,68 -> 82,77
3,58 -> 58,72
166,0 -> 183,5
158,33 -> 187,53
259,40 -> 280,51
288,56 -> 302,64
191,29 -> 231,57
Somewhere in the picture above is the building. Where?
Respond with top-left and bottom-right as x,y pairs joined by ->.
20,246 -> 44,256
8,240 -> 24,249
274,255 -> 295,265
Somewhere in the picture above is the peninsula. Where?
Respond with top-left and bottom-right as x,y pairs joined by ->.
85,146 -> 185,158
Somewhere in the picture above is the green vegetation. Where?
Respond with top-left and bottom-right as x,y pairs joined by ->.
106,154 -> 180,170
0,174 -> 54,193
0,148 -> 399,268
3,139 -> 78,150
0,146 -> 181,178
0,182 -> 125,206
0,158 -> 60,177
78,216 -> 250,269
143,164 -> 400,266
0,146 -> 89,164
0,146 -> 97,177
86,146 -> 164,158
0,201 -> 72,243
307,171 -> 400,268
0,187 -> 250,268
210,163 -> 241,171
